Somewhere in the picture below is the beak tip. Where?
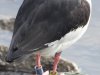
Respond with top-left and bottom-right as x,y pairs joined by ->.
5,56 -> 13,63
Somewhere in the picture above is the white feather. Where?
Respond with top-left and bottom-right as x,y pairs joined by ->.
39,24 -> 89,56
86,0 -> 92,8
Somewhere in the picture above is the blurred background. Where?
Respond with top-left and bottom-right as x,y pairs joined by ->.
0,0 -> 100,75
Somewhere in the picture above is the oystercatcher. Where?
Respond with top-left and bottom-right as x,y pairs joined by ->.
6,0 -> 92,74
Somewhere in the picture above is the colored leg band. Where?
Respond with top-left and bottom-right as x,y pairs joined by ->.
34,66 -> 44,75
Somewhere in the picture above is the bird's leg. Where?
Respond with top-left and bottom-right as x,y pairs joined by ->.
36,52 -> 41,68
34,52 -> 44,75
52,52 -> 62,75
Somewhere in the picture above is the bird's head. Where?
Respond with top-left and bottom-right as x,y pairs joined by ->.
5,32 -> 26,63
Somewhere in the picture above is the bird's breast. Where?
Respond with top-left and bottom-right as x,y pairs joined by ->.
39,24 -> 89,56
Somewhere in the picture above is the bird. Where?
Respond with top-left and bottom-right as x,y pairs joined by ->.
6,0 -> 92,74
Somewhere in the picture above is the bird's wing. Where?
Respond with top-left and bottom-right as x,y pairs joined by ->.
13,0 -> 42,34
10,0 -> 90,55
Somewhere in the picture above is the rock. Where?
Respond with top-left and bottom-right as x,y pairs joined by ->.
0,45 -> 80,74
0,18 -> 15,31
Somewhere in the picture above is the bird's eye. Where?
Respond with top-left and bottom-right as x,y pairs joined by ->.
13,46 -> 18,52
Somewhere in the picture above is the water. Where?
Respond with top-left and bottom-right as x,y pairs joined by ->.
0,0 -> 100,75
0,28 -> 12,46
0,0 -> 23,19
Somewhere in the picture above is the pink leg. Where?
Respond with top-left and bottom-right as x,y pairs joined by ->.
53,52 -> 61,74
36,52 -> 41,68
35,52 -> 44,75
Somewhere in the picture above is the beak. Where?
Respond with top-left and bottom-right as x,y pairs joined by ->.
5,49 -> 14,63
5,55 -> 13,63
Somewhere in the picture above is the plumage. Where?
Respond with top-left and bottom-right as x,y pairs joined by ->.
6,0 -> 91,62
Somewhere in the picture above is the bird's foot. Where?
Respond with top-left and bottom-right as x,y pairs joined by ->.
50,71 -> 58,75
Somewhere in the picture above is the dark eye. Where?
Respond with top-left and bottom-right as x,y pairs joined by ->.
13,47 -> 18,52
